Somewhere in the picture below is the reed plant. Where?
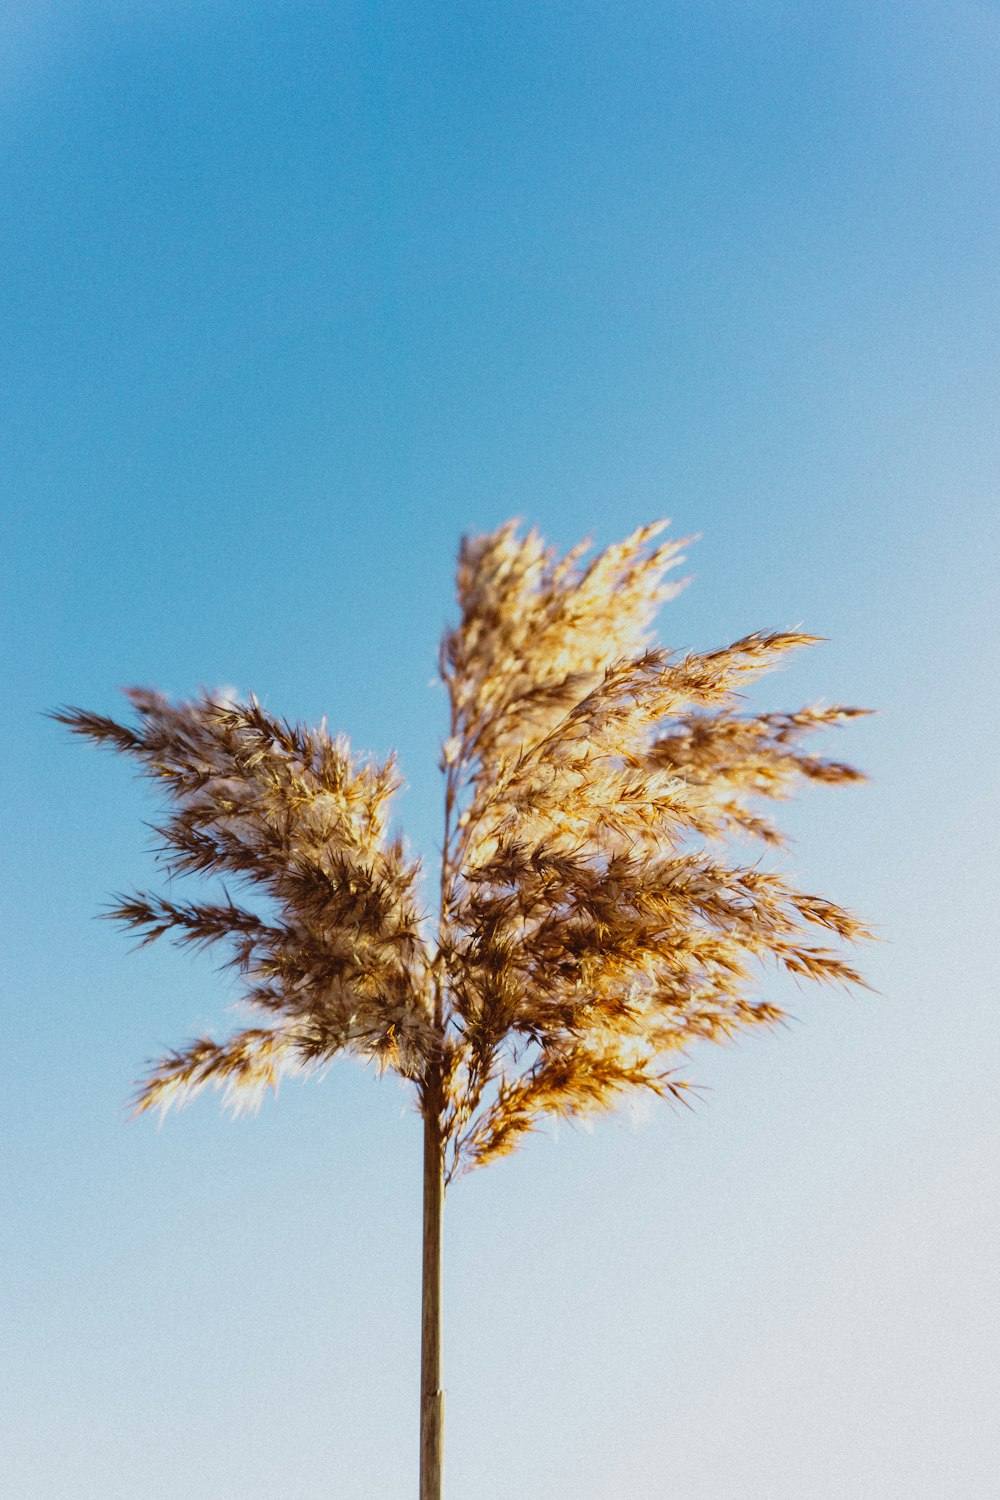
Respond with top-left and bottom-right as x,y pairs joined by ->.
57,519 -> 870,1499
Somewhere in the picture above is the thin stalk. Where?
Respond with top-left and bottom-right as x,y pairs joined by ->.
418,689 -> 457,1500
419,1097 -> 444,1500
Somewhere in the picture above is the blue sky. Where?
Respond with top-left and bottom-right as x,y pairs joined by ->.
3,3 -> 998,1496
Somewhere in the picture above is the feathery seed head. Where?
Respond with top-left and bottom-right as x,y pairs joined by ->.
58,519 -> 870,1168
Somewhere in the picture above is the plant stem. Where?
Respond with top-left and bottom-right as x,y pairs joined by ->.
419,1098 -> 444,1500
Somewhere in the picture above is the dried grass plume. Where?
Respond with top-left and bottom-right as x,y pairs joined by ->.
55,519 -> 871,1179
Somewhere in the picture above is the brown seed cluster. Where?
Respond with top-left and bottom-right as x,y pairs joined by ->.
56,521 -> 870,1176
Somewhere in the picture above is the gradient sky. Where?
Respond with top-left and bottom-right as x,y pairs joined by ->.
3,3 -> 999,1497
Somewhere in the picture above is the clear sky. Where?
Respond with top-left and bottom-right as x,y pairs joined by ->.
3,3 -> 998,1497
